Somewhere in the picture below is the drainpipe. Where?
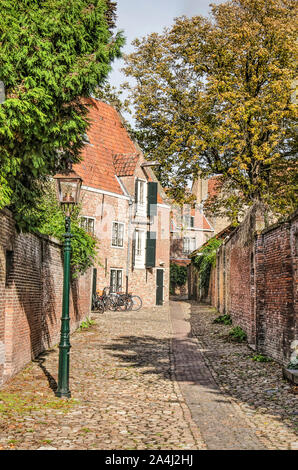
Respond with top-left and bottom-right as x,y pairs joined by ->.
126,198 -> 133,294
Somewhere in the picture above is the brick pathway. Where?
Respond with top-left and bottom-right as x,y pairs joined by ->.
0,303 -> 204,450
0,300 -> 292,450
170,301 -> 265,450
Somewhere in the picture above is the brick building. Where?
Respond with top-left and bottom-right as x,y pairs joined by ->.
170,176 -> 230,268
74,98 -> 170,307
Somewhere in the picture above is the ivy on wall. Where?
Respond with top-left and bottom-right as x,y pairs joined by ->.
170,263 -> 187,294
192,238 -> 223,290
35,182 -> 100,278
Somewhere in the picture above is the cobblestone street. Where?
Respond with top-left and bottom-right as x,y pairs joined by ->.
0,301 -> 296,450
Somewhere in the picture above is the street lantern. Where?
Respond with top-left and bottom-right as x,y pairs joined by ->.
53,163 -> 82,398
54,167 -> 82,216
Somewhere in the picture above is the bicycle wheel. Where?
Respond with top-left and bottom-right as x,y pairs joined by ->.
117,295 -> 128,311
92,294 -> 103,313
107,295 -> 118,311
130,295 -> 142,311
96,299 -> 105,313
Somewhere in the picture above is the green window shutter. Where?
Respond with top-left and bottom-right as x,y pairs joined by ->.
146,231 -> 156,267
147,182 -> 158,217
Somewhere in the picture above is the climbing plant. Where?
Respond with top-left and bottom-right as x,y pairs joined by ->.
170,263 -> 187,294
36,181 -> 100,278
192,237 -> 223,290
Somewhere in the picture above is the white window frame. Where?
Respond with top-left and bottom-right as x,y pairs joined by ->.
183,215 -> 194,228
134,229 -> 146,269
136,179 -> 147,217
111,221 -> 125,248
190,236 -> 196,252
183,237 -> 196,254
80,216 -> 95,235
110,268 -> 123,293
183,237 -> 190,254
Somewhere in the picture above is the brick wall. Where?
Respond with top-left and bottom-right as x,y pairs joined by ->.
189,206 -> 298,365
0,209 -> 92,385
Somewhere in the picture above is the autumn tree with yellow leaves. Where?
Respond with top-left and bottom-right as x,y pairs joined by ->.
123,0 -> 297,221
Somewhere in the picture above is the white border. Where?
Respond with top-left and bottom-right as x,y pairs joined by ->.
82,184 -> 131,200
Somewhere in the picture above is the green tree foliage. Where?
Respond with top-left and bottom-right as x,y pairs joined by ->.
123,0 -> 297,219
94,81 -> 131,114
0,0 -> 124,229
37,181 -> 100,277
0,175 -> 11,208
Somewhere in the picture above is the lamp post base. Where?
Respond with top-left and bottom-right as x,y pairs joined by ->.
55,390 -> 71,399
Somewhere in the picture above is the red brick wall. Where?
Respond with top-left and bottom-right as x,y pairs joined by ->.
258,222 -> 296,361
0,209 -> 92,385
224,226 -> 255,344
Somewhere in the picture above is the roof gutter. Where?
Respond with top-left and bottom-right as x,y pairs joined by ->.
141,161 -> 160,167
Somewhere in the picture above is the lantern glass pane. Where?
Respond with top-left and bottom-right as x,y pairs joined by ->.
59,180 -> 78,204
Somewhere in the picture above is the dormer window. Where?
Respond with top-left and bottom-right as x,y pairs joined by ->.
183,215 -> 194,228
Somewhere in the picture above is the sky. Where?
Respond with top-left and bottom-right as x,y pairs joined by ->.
108,0 -> 224,119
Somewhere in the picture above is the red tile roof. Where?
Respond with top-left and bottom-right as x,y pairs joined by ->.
74,98 -> 139,195
202,214 -> 212,230
113,153 -> 140,177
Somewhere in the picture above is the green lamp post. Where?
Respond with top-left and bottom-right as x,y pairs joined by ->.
54,163 -> 82,398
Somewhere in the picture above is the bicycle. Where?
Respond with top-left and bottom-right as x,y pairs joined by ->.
108,291 -> 143,311
91,289 -> 106,313
92,287 -> 143,312
91,294 -> 104,313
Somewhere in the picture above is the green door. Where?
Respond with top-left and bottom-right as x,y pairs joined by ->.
92,268 -> 97,296
156,269 -> 164,306
91,268 -> 97,310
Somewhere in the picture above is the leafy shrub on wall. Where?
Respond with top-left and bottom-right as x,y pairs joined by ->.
193,237 -> 223,291
36,182 -> 100,278
170,263 -> 187,294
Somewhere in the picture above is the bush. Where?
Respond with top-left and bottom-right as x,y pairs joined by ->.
228,326 -> 247,342
78,317 -> 95,331
170,263 -> 187,287
287,362 -> 298,370
213,314 -> 232,325
251,354 -> 272,363
36,182 -> 100,277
